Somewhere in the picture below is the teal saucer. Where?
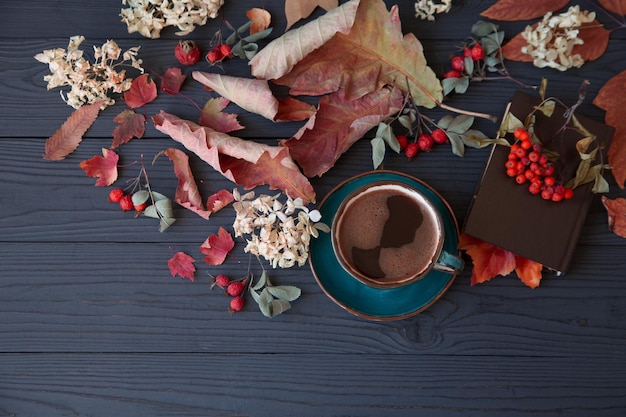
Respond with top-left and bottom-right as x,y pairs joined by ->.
309,170 -> 461,321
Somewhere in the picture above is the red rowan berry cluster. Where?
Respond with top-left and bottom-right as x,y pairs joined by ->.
505,128 -> 574,202
398,128 -> 449,159
206,43 -> 233,64
211,273 -> 248,313
108,187 -> 149,212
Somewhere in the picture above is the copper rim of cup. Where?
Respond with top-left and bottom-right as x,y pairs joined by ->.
331,180 -> 446,289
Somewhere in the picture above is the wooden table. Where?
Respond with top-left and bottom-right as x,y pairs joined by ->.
2,1 -> 625,415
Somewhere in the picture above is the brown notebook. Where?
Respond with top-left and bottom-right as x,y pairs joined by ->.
463,90 -> 614,275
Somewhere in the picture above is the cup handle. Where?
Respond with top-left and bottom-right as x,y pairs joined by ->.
434,250 -> 464,274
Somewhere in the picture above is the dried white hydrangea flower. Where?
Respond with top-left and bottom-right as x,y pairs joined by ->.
232,190 -> 330,269
120,0 -> 225,39
521,5 -> 596,71
34,36 -> 143,109
414,0 -> 451,21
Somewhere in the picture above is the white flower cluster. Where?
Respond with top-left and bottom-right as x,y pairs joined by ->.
414,0 -> 451,21
521,6 -> 596,71
232,190 -> 330,269
34,36 -> 143,109
120,0 -> 225,38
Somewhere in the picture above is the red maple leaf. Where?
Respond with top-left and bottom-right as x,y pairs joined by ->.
124,74 -> 157,109
161,67 -> 187,95
79,148 -> 119,186
168,251 -> 196,281
112,109 -> 146,148
199,227 -> 235,265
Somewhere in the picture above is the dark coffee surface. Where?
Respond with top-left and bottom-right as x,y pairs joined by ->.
337,186 -> 439,280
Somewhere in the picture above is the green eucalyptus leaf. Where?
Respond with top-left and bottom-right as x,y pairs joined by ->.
437,115 -> 454,130
447,115 -> 474,134
535,100 -> 555,117
268,285 -> 301,302
158,217 -> 176,233
225,21 -> 252,45
154,198 -> 174,218
453,77 -> 469,94
251,270 -> 269,291
143,205 -> 159,219
250,288 -> 261,303
462,130 -> 507,149
481,37 -> 501,55
371,137 -> 386,169
442,77 -> 458,96
241,27 -> 273,44
593,172 -> 610,194
464,57 -> 474,75
257,288 -> 274,317
132,190 -> 150,206
269,300 -> 291,317
398,114 -> 413,132
485,56 -> 500,68
151,191 -> 169,202
471,20 -> 499,37
242,43 -> 260,60
447,132 -> 465,157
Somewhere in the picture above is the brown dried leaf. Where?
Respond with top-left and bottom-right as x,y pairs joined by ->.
601,196 -> 626,238
285,0 -> 338,30
162,148 -> 212,219
43,100 -> 104,160
481,0 -> 569,21
593,70 -> 626,187
275,97 -> 316,122
112,109 -> 146,148
599,0 -> 626,16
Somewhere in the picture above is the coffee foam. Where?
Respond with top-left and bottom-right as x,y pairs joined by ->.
336,184 -> 441,280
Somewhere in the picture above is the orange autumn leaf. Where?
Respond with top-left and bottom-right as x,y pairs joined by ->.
79,148 -> 119,186
124,74 -> 157,109
599,0 -> 626,16
481,0 -> 569,21
459,233 -> 516,286
593,70 -> 626,188
601,196 -> 626,238
246,8 -> 271,34
514,256 -> 543,289
285,0 -> 338,30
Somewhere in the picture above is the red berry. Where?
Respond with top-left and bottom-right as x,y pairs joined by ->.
109,188 -> 125,203
532,143 -> 543,152
214,274 -> 231,287
206,47 -> 224,64
564,188 -> 574,200
227,281 -> 246,297
505,160 -> 516,169
520,139 -> 532,150
396,134 -> 408,150
119,194 -> 134,211
470,44 -> 485,61
134,201 -> 148,212
551,193 -> 564,202
528,151 -> 540,162
431,128 -> 448,144
405,142 -> 419,159
539,155 -> 550,166
541,190 -> 553,200
219,43 -> 232,57
506,167 -> 518,177
544,176 -> 556,187
515,174 -> 527,184
443,70 -> 462,78
417,133 -> 434,152
464,47 -> 472,58
451,56 -> 465,72
524,170 -> 536,180
174,40 -> 201,66
230,296 -> 245,312
528,183 -> 541,195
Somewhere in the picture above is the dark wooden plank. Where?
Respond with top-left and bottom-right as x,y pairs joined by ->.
1,240 -> 625,355
2,354 -> 626,417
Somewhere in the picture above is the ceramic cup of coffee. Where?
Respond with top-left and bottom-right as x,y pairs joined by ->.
331,181 -> 464,289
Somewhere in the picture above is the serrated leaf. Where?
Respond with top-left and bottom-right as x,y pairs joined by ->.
371,137 -> 386,169
481,0 -> 569,21
268,285 -> 301,302
447,115 -> 474,134
79,148 -> 119,186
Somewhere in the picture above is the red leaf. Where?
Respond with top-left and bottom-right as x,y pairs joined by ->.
281,86 -> 403,177
124,74 -> 157,109
599,0 -> 626,16
459,233 -> 516,286
514,256 -> 543,289
601,196 -> 626,238
206,189 -> 235,213
593,70 -> 626,188
161,67 -> 186,95
200,227 -> 235,265
198,97 -> 244,133
162,148 -> 209,219
275,97 -> 316,122
481,0 -> 569,21
79,148 -> 119,186
43,100 -> 104,160
168,252 -> 196,281
152,111 -> 316,203
112,109 -> 146,148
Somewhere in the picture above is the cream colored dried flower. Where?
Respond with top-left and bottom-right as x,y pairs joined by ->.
415,0 -> 451,21
34,36 -> 143,109
120,0 -> 225,39
521,6 -> 596,71
232,190 -> 330,269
